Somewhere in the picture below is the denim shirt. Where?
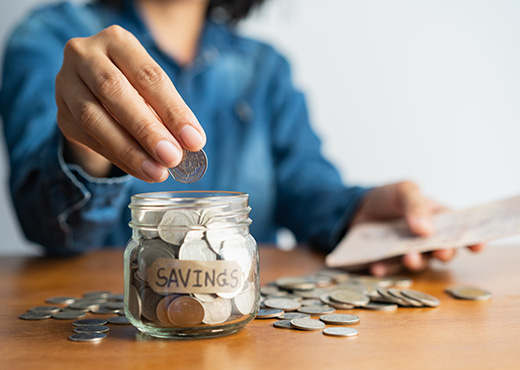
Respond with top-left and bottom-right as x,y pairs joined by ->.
0,0 -> 367,256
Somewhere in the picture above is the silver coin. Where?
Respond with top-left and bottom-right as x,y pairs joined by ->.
297,305 -> 336,315
278,312 -> 310,320
295,288 -> 330,300
168,149 -> 208,184
73,318 -> 108,327
264,298 -> 301,312
28,306 -> 62,314
390,276 -> 414,288
401,289 -> 441,307
329,290 -> 370,307
178,238 -> 216,261
323,327 -> 359,337
255,308 -> 284,319
202,297 -> 232,324
447,286 -> 492,301
19,312 -> 52,320
362,302 -> 398,311
138,239 -> 176,280
232,288 -> 256,315
275,277 -> 316,291
377,288 -> 409,306
107,316 -> 130,325
45,296 -> 77,305
273,320 -> 296,329
260,285 -> 282,296
106,302 -> 125,310
300,299 -> 323,307
387,288 -> 423,307
220,234 -> 251,277
53,310 -> 86,320
158,209 -> 200,245
91,304 -> 121,315
290,318 -> 325,331
83,291 -> 111,299
67,301 -> 100,311
68,332 -> 107,342
73,325 -> 110,333
319,314 -> 360,325
319,293 -> 355,310
108,294 -> 125,302
193,293 -> 217,303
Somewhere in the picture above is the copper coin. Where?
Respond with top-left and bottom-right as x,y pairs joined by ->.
167,296 -> 205,327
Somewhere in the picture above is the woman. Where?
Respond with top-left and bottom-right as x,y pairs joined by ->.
0,0 -> 482,275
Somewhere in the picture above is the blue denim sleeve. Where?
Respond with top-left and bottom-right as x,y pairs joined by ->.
268,52 -> 370,253
0,5 -> 133,255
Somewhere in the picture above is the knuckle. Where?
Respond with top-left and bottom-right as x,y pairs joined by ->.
133,119 -> 158,143
64,37 -> 84,56
77,103 -> 101,131
135,65 -> 165,91
163,105 -> 189,127
95,72 -> 126,99
104,25 -> 130,41
118,144 -> 139,165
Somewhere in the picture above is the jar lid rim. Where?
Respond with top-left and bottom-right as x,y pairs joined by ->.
130,190 -> 248,203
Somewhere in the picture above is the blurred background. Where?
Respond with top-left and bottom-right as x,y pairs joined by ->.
1,0 -> 519,255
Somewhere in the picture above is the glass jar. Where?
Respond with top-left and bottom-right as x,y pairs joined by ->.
124,191 -> 259,339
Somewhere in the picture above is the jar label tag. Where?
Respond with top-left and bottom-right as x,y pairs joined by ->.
147,258 -> 243,294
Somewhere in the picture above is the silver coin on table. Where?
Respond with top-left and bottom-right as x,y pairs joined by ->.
255,308 -> 284,319
273,320 -> 296,329
45,296 -> 77,305
275,277 -> 315,291
83,291 -> 111,299
73,325 -> 110,333
319,293 -> 355,310
290,318 -> 325,331
168,149 -> 207,184
90,305 -> 121,315
29,306 -> 62,314
323,327 -> 359,337
53,310 -> 86,320
401,289 -> 440,307
297,305 -> 335,315
19,312 -> 52,320
329,289 -> 370,307
278,312 -> 310,320
264,298 -> 301,312
376,289 -> 409,306
68,332 -> 107,342
319,314 -> 360,325
362,302 -> 398,311
73,318 -> 108,327
446,286 -> 492,301
107,316 -> 130,325
388,288 -> 423,307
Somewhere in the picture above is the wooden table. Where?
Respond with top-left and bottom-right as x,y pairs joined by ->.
1,245 -> 519,370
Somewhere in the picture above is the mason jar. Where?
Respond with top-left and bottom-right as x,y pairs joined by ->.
124,191 -> 259,339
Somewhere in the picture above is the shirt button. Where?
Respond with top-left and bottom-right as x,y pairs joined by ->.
235,100 -> 254,123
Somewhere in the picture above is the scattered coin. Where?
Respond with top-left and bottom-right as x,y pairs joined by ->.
264,298 -> 301,311
19,312 -> 52,320
73,325 -> 110,333
256,308 -> 284,319
362,302 -> 398,311
290,318 -> 325,331
73,318 -> 108,327
401,289 -> 440,307
319,314 -> 360,325
168,149 -> 208,184
278,312 -> 310,320
323,327 -> 359,337
28,306 -> 62,314
319,293 -> 355,310
107,316 -> 130,325
68,332 -> 107,342
83,291 -> 111,299
297,305 -> 335,315
45,296 -> 77,305
53,311 -> 87,320
273,320 -> 296,329
329,290 -> 370,307
446,286 -> 492,301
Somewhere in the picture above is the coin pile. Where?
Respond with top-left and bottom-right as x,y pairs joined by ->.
18,291 -> 131,342
255,269 -> 442,337
128,207 -> 257,329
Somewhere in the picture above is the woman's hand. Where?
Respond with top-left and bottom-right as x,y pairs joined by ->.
55,25 -> 206,181
351,181 -> 485,276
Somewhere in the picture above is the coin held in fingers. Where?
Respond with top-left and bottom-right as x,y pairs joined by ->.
168,149 -> 207,183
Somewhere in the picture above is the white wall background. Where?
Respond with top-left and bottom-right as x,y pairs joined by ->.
1,0 -> 519,255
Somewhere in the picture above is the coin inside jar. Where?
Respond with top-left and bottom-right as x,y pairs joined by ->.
167,296 -> 205,327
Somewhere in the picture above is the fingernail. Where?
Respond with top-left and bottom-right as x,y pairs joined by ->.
142,159 -> 166,181
179,125 -> 204,149
156,140 -> 182,167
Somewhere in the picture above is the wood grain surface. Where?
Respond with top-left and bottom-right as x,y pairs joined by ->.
1,245 -> 519,370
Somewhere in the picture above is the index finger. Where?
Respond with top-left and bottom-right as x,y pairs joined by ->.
103,28 -> 206,151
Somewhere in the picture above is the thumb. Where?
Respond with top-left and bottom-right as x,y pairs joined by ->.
398,183 -> 434,237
